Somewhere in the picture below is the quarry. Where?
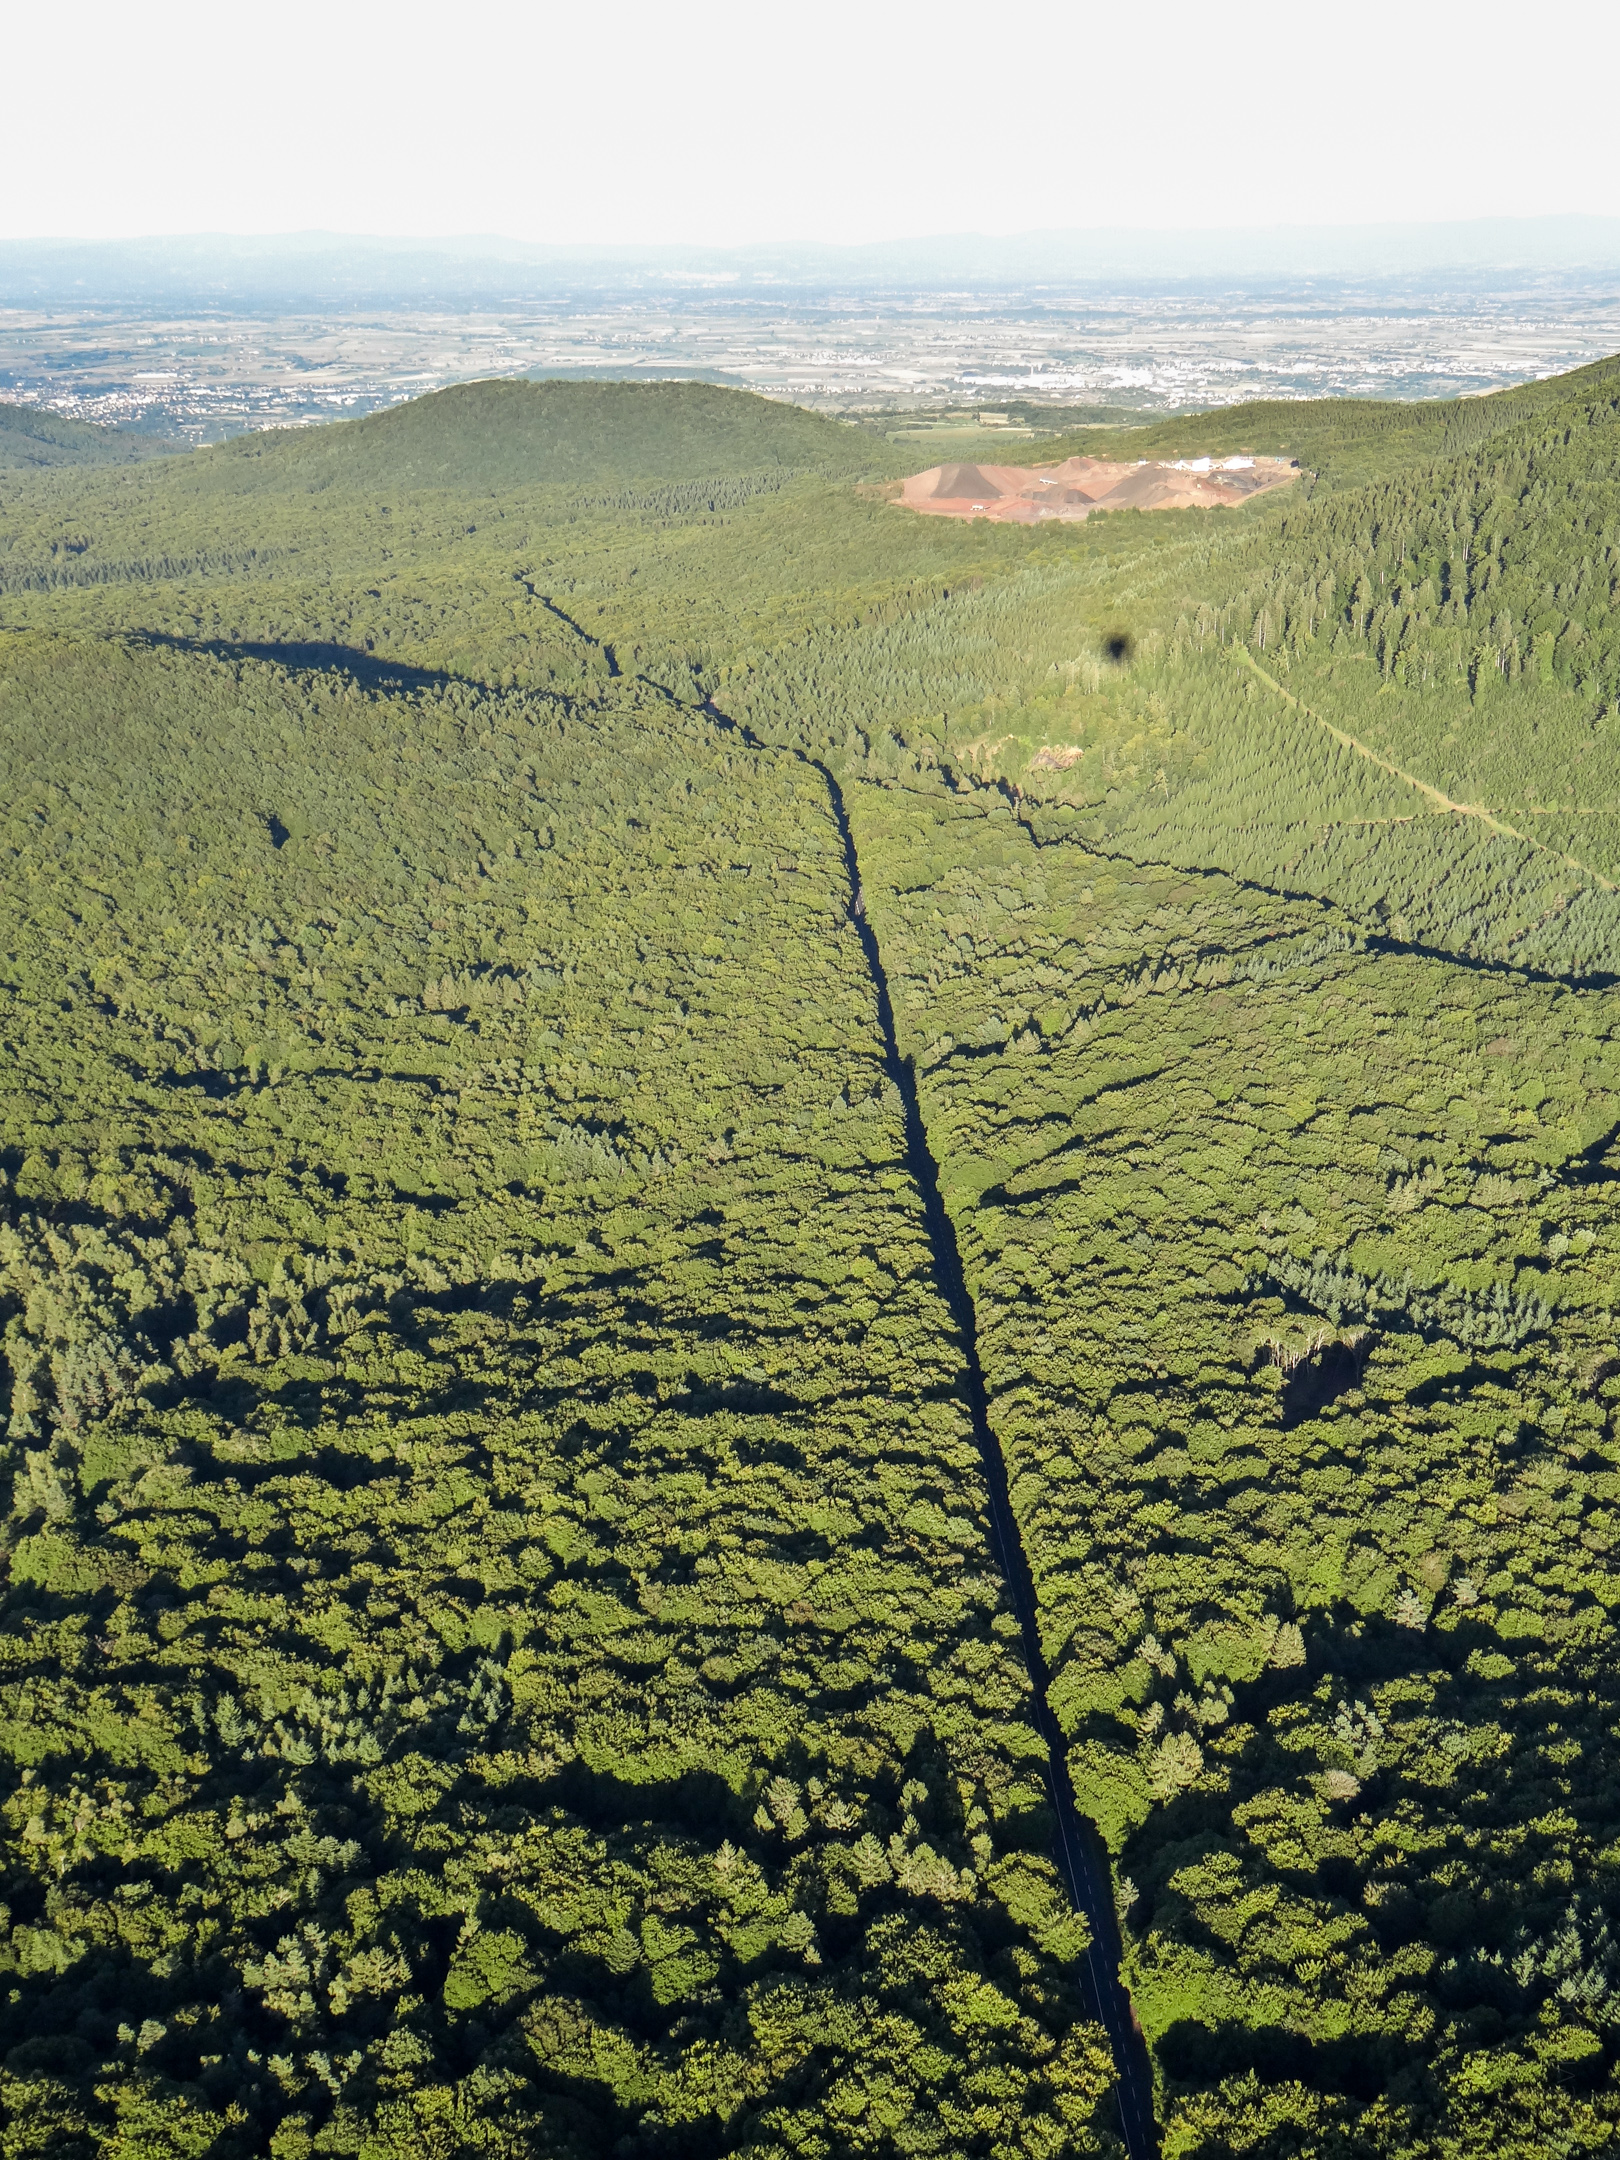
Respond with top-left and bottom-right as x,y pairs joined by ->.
897,450 -> 1300,521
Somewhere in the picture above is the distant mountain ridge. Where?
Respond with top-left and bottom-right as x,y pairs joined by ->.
5,216 -> 1620,304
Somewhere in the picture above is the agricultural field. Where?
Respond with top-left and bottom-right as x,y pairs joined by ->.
3,360 -> 1620,2156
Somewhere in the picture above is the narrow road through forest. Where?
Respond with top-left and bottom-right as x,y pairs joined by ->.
692,682 -> 1159,2154
1237,646 -> 1618,893
815,759 -> 1161,2160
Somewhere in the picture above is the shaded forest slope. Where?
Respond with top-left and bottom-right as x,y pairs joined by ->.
0,627 -> 1125,2160
0,400 -> 166,472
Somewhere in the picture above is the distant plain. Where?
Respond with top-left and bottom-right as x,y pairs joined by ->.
6,270 -> 1620,443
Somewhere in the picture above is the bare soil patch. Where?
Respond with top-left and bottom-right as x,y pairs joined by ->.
896,452 -> 1300,522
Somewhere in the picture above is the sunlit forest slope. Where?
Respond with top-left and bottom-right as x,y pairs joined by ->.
5,365 -> 1620,2159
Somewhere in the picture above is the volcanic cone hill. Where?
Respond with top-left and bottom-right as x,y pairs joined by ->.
176,377 -> 883,495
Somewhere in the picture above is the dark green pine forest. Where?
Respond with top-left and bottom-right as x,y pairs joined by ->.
3,361 -> 1620,2158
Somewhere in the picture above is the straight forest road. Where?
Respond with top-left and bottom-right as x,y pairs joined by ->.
817,757 -> 1162,2160
695,680 -> 1161,2157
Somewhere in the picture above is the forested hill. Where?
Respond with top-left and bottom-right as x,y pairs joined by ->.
0,400 -> 166,471
8,359 -> 1620,2159
185,379 -> 888,494
1022,351 -> 1620,485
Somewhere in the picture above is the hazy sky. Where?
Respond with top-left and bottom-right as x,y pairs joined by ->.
7,0 -> 1615,247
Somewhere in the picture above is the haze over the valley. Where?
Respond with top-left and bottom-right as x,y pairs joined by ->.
4,220 -> 1620,445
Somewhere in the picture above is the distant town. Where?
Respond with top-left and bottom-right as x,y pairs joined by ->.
4,277 -> 1620,443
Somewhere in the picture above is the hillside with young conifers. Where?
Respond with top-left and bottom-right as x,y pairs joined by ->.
4,368 -> 1620,2158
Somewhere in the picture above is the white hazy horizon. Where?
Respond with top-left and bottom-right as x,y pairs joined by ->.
7,214 -> 1620,255
5,0 -> 1617,251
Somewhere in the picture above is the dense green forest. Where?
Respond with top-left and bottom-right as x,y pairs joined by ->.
4,362 -> 1620,2157
0,403 -> 166,473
